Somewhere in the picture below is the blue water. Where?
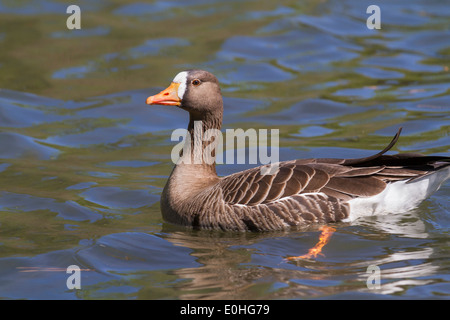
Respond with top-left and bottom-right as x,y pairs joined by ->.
0,0 -> 449,299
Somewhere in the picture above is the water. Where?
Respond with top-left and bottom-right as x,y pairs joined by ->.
0,0 -> 449,300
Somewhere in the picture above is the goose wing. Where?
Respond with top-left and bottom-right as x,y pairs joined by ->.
219,128 -> 446,205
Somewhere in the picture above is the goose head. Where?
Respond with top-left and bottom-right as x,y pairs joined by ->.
146,69 -> 223,119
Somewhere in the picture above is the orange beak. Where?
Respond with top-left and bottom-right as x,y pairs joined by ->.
146,82 -> 181,106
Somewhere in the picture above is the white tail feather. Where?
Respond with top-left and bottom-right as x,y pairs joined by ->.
344,166 -> 450,221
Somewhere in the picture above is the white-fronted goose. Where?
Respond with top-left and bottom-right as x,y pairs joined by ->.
147,69 -> 450,232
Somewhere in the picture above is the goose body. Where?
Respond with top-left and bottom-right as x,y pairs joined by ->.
147,70 -> 450,232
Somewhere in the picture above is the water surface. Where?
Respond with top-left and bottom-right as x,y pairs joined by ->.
0,0 -> 449,299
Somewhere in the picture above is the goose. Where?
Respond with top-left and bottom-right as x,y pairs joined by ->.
146,69 -> 450,233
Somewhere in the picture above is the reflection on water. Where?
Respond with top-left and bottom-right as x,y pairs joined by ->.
0,0 -> 449,299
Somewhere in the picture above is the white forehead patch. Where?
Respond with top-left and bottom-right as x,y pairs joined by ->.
172,71 -> 188,100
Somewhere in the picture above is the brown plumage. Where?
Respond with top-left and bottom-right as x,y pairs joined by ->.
147,70 -> 450,232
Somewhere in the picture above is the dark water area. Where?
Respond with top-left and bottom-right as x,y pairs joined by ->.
0,0 -> 449,299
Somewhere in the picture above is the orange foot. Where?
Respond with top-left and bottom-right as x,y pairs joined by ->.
285,226 -> 336,261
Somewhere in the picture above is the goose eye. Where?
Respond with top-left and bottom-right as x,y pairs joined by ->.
191,79 -> 201,86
